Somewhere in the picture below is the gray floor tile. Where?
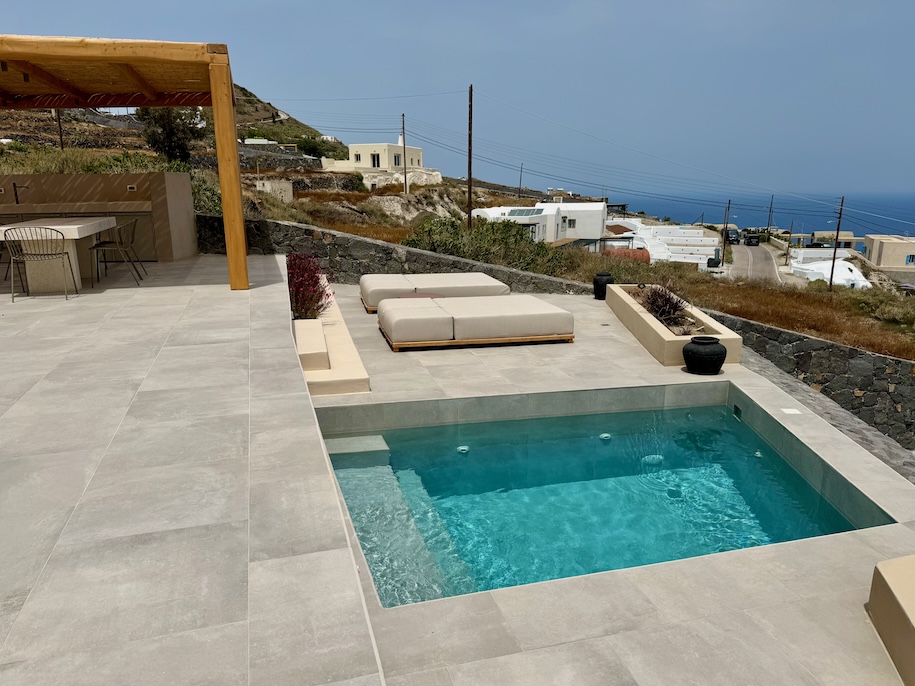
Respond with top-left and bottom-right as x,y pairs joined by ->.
0,451 -> 102,602
851,522 -> 915,559
745,531 -> 889,598
747,588 -> 903,685
250,367 -> 308,398
0,622 -> 247,686
624,550 -> 799,623
385,669 -> 454,686
249,548 -> 377,686
447,637 -> 637,686
126,384 -> 250,422
608,611 -> 822,686
371,593 -> 522,678
139,342 -> 249,392
97,413 -> 249,471
250,468 -> 348,562
0,521 -> 247,663
60,460 -> 248,544
492,571 -> 666,650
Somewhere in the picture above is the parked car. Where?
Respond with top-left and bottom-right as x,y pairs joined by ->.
744,233 -> 760,246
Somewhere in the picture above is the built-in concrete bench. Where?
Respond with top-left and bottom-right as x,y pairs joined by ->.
359,272 -> 510,312
868,555 -> 915,686
377,294 -> 574,351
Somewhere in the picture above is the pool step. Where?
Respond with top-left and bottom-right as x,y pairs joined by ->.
397,469 -> 477,596
335,462 -> 451,605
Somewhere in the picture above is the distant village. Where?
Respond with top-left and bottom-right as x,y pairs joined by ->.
242,133 -> 915,290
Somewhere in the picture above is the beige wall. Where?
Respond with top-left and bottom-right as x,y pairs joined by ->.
323,143 -> 424,173
0,172 -> 196,261
864,235 -> 915,268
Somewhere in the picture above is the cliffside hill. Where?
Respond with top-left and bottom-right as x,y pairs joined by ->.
0,84 -> 348,160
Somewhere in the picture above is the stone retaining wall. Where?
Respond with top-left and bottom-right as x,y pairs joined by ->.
708,311 -> 915,448
196,215 -> 591,295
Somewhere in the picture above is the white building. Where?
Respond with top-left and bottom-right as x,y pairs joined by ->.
471,201 -> 607,245
321,135 -> 442,189
605,218 -> 721,269
790,259 -> 871,288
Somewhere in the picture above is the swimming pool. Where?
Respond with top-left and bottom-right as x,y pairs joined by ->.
326,403 -> 891,608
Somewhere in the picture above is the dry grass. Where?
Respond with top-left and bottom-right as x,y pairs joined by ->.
688,281 -> 915,360
294,189 -> 371,203
321,223 -> 412,243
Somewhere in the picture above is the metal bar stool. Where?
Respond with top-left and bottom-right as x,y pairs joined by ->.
89,219 -> 142,287
3,227 -> 78,302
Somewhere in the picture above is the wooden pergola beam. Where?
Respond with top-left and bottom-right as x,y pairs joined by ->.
7,60 -> 89,101
2,91 -> 212,110
111,63 -> 158,100
0,35 -> 228,64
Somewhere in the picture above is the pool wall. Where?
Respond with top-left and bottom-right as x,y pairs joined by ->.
725,385 -> 892,529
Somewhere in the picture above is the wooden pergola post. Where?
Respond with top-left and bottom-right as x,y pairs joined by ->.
209,61 -> 248,290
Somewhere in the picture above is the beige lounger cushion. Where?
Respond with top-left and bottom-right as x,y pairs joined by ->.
438,295 -> 574,340
360,272 -> 510,308
378,294 -> 573,345
359,274 -> 415,307
377,299 -> 453,343
406,273 -> 510,298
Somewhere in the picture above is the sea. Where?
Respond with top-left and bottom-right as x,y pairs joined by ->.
614,192 -> 915,241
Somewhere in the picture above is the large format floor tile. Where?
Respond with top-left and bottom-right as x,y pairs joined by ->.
0,622 -> 248,686
249,548 -> 378,686
0,521 -> 248,663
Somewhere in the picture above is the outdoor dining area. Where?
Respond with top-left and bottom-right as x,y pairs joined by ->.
1,216 -> 147,300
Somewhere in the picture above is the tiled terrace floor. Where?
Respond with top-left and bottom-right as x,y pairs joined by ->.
0,255 -> 913,685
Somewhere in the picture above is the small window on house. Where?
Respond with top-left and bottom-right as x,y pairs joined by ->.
410,158 -> 414,165
906,254 -> 915,264
561,216 -> 568,229
568,219 -> 577,229
354,153 -> 361,162
371,153 -> 381,168
394,154 -> 401,167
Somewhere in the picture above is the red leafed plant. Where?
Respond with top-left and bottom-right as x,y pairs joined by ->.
287,252 -> 332,320
602,248 -> 651,264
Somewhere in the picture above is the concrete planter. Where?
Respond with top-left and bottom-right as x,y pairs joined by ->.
606,284 -> 742,367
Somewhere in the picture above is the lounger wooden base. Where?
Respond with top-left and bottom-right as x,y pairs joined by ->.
381,327 -> 574,352
361,296 -> 377,314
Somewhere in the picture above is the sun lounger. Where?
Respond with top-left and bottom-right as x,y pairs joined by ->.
378,295 -> 574,351
359,272 -> 510,312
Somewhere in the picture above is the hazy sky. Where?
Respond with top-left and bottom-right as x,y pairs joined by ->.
7,1 -> 915,226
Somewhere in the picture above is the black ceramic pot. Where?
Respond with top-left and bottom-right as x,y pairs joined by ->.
593,273 -> 615,300
682,336 -> 727,375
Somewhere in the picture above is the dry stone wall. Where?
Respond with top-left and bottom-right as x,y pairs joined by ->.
196,215 -> 590,295
708,311 -> 915,449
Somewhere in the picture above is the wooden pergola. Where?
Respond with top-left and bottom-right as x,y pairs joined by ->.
0,34 -> 248,289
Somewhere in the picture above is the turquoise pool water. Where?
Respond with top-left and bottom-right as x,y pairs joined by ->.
329,406 -> 858,608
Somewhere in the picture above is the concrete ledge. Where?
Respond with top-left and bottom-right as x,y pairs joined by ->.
868,555 -> 915,685
293,319 -> 330,371
606,284 -> 742,367
303,292 -> 370,396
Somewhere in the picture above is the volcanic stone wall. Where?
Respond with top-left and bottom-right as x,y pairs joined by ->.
196,216 -> 590,295
709,312 -> 915,448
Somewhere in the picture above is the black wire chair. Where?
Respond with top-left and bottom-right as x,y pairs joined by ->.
89,219 -> 143,287
3,227 -> 78,302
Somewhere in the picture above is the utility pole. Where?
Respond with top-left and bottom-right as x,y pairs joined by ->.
765,194 -> 774,235
467,84 -> 473,231
828,196 -> 845,291
720,200 -> 731,258
785,220 -> 794,265
401,113 -> 408,194
54,109 -> 64,150
517,163 -> 523,198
